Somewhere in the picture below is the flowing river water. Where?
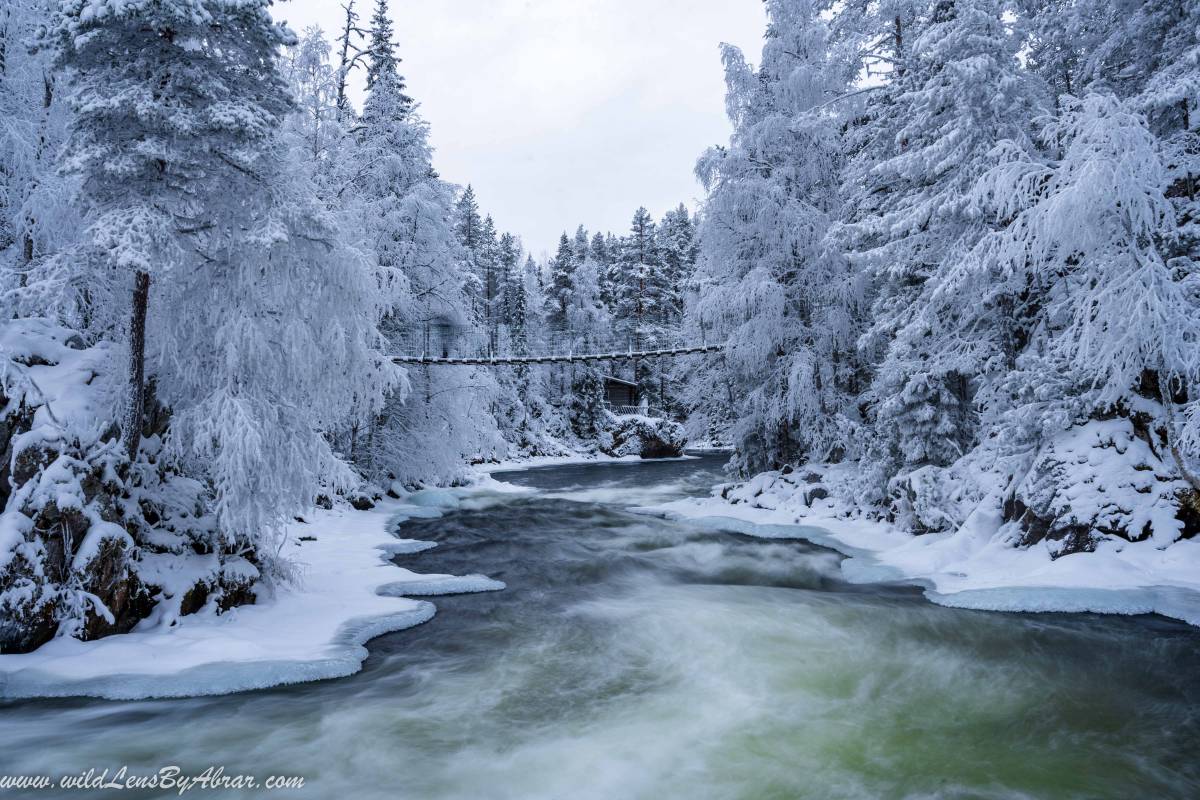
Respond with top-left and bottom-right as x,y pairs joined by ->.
2,455 -> 1199,799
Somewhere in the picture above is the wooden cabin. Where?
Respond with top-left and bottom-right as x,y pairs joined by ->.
603,375 -> 639,408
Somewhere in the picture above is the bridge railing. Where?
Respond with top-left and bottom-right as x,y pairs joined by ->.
389,322 -> 718,363
603,403 -> 665,418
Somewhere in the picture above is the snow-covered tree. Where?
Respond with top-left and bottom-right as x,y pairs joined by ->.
47,0 -> 397,554
349,5 -> 503,482
949,93 -> 1200,446
842,0 -> 1048,497
658,204 -> 697,321
364,0 -> 411,112
688,0 -> 862,473
1,0 -> 77,314
545,232 -> 576,329
613,208 -> 663,343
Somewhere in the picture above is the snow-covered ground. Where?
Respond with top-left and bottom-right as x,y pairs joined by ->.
478,452 -> 700,473
0,482 -> 518,700
648,466 -> 1200,627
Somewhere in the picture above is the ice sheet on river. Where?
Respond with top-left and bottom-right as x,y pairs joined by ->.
0,486 -> 510,700
650,473 -> 1200,628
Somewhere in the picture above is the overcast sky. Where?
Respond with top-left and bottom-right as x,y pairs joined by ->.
275,0 -> 767,256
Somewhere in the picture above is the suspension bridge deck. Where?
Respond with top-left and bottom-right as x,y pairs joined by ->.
391,342 -> 723,366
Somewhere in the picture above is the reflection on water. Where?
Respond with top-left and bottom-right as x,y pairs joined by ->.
1,455 -> 1198,799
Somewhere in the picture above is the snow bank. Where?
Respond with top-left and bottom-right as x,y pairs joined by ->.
0,489 -> 505,700
650,463 -> 1200,627
477,452 -> 647,474
479,452 -> 703,475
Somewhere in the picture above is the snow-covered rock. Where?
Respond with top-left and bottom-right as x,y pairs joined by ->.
1003,419 -> 1192,556
0,320 -> 257,653
599,413 -> 687,459
0,486 -> 505,699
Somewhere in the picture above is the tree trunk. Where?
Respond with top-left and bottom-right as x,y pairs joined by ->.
893,16 -> 904,77
123,271 -> 151,459
335,0 -> 358,121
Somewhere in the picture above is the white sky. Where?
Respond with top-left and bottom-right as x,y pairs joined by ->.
274,0 -> 767,256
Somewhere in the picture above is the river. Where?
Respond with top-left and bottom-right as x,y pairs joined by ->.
1,455 -> 1198,799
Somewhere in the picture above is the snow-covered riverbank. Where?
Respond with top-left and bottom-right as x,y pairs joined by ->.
0,485 -> 514,700
478,451 -> 705,474
649,465 -> 1200,628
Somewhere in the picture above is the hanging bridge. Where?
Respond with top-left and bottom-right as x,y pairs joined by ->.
388,323 -> 725,366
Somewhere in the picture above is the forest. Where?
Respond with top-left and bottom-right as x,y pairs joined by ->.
0,0 -> 1197,703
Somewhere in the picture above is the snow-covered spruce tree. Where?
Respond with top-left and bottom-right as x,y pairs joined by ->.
938,92 -> 1200,551
454,184 -> 485,318
688,0 -> 863,475
496,231 -> 520,333
545,232 -> 576,330
351,11 -> 501,484
364,0 -> 411,111
838,0 -> 1048,514
589,231 -> 615,309
657,204 -> 697,322
1044,0 -> 1200,274
565,244 -> 611,438
656,204 -> 698,419
612,207 -> 663,342
478,214 -> 500,345
50,0 -> 394,542
614,206 -> 679,407
572,225 -> 590,265
50,0 -> 288,462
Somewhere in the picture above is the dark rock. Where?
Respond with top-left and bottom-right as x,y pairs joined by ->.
76,534 -> 155,642
804,486 -> 830,507
0,547 -> 59,654
179,569 -> 258,617
1003,491 -> 1100,558
801,472 -> 824,484
180,581 -> 210,617
781,464 -> 794,475
1177,490 -> 1200,540
349,494 -> 375,511
315,495 -> 334,510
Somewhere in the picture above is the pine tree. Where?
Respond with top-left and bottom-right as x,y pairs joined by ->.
497,231 -> 520,331
573,225 -> 590,264
364,0 -> 412,113
613,208 -> 663,341
546,232 -> 576,329
454,185 -> 483,250
658,204 -> 697,321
